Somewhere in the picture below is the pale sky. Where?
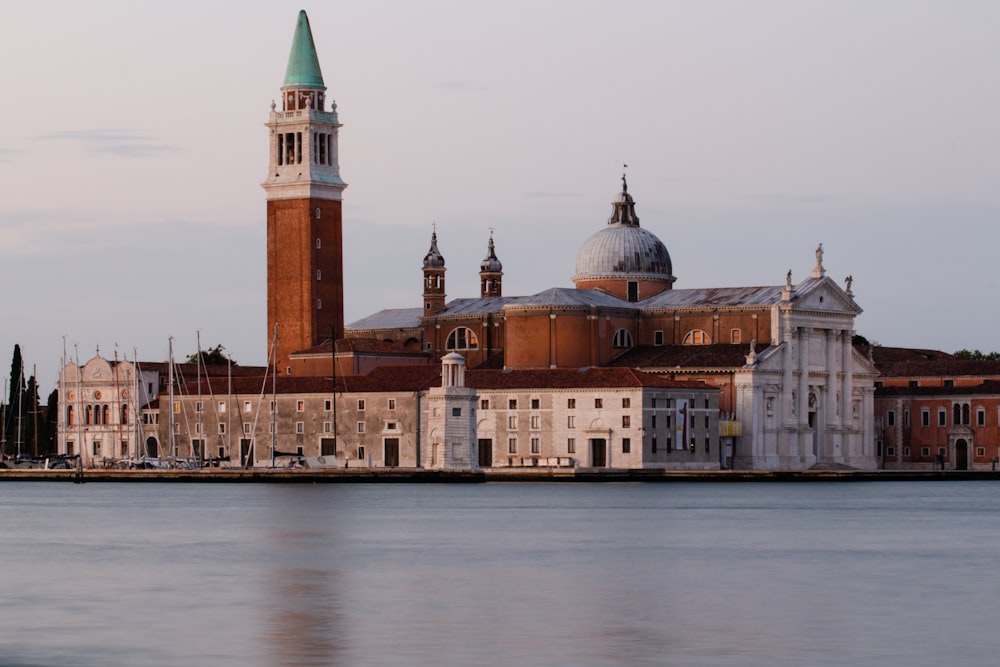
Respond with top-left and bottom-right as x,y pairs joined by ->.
2,0 -> 998,390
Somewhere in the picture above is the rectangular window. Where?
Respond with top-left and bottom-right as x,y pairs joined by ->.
480,399 -> 490,410
357,446 -> 366,460
509,399 -> 517,409
92,441 -> 100,456
323,421 -> 332,433
651,415 -> 657,428
731,329 -> 742,344
921,410 -> 930,427
218,423 -> 226,435
651,436 -> 657,453
904,446 -> 911,456
654,330 -> 664,346
218,401 -> 227,414
452,407 -> 462,417
622,438 -> 631,454
887,446 -> 895,456
324,399 -> 332,411
296,400 -> 305,412
386,422 -> 398,430
595,398 -> 603,409
508,438 -> 517,454
321,438 -> 336,456
530,415 -> 540,429
944,379 -> 954,387
977,447 -> 986,457
622,397 -> 631,408
357,399 -> 365,411
195,423 -> 203,435
903,410 -> 910,427
270,400 -> 276,413
887,410 -> 895,427
531,398 -> 540,409
622,415 -> 631,428
173,402 -> 180,414
567,438 -> 576,454
195,401 -> 203,413
567,415 -> 575,429
268,423 -> 275,434
704,415 -> 709,428
567,398 -> 576,409
508,415 -> 517,429
295,422 -> 305,434
705,436 -> 710,452
531,437 -> 540,454
939,409 -> 947,426
921,447 -> 930,457
387,399 -> 396,410
977,409 -> 985,427
244,400 -> 252,413
243,422 -> 251,434
357,422 -> 365,434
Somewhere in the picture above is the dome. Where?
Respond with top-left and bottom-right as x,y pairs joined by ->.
573,177 -> 674,284
423,231 -> 445,269
480,233 -> 503,273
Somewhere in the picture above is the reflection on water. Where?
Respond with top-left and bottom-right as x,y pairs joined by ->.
2,481 -> 1000,666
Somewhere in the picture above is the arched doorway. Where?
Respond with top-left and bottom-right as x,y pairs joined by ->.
956,439 -> 969,470
145,437 -> 158,458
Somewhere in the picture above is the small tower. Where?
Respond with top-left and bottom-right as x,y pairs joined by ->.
479,231 -> 503,298
263,11 -> 347,371
422,230 -> 447,314
425,353 -> 478,470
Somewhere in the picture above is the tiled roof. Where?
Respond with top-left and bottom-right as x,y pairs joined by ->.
292,338 -> 429,357
640,285 -> 784,309
465,367 -> 712,390
347,308 -> 423,330
180,365 -> 442,396
858,345 -> 1000,379
876,380 -> 1000,397
606,344 -> 768,370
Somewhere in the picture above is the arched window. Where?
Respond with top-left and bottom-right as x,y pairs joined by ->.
446,327 -> 479,350
612,329 -> 634,348
67,405 -> 74,426
102,405 -> 110,425
85,405 -> 93,425
121,405 -> 129,425
683,330 -> 712,345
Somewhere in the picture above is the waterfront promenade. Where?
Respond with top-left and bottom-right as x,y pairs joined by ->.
2,467 -> 999,483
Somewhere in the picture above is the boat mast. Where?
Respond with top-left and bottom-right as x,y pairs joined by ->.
196,330 -> 203,464
168,336 -> 175,460
270,324 -> 278,468
74,345 -> 84,465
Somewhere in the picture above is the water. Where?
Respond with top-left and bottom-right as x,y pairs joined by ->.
2,481 -> 999,666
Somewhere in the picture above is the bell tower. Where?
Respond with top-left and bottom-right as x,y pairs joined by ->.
422,230 -> 447,315
263,10 -> 347,371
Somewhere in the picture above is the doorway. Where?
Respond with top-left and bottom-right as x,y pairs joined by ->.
478,439 -> 493,467
956,439 -> 969,470
384,438 -> 399,467
591,438 -> 607,467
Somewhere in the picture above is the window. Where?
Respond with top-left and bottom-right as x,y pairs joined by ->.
622,397 -> 630,408
595,398 -> 603,409
887,446 -> 895,456
530,415 -> 540,429
705,437 -> 711,452
731,329 -> 742,344
909,380 -> 919,388
938,409 -> 947,426
173,402 -> 180,414
270,401 -> 276,413
386,422 -> 398,430
296,400 -> 305,412
316,238 -> 321,249
683,330 -> 711,345
531,438 -> 540,454
452,408 -> 462,417
296,422 -> 305,434
921,447 -> 930,457
316,299 -> 322,310
977,447 -> 986,457
612,329 -> 634,348
622,415 -> 631,428
508,415 -> 517,429
218,401 -> 227,414
887,410 -> 895,427
903,410 -> 910,427
243,423 -> 251,434
567,415 -> 575,429
944,379 -> 954,387
654,330 -> 664,346
244,400 -> 252,413
508,438 -> 517,454
921,409 -> 930,427
357,446 -> 365,460
321,438 -> 336,456
195,401 -> 203,413
977,409 -> 985,426
323,421 -> 332,433
195,423 -> 203,435
388,399 -> 396,410
567,438 -> 576,454
357,422 -> 365,434
938,446 -> 946,456
324,399 -> 332,411
567,398 -> 576,409
218,423 -> 226,435
531,398 -> 540,409
357,399 -> 365,411
651,415 -> 657,428
316,269 -> 322,280
480,399 -> 490,410
651,436 -> 657,453
627,281 -> 638,302
445,327 -> 479,350
622,438 -> 631,454
93,441 -> 101,456
509,399 -> 517,409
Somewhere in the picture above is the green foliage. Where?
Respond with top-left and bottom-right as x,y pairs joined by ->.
185,344 -> 236,366
852,334 -> 871,346
954,349 -> 1000,361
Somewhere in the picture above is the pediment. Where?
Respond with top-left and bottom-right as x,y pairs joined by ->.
792,277 -> 862,315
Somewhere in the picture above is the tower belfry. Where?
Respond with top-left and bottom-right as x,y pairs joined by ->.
263,10 -> 347,371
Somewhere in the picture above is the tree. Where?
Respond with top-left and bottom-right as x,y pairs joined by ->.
3,345 -> 25,456
852,334 -> 871,347
185,344 -> 236,367
42,388 -> 58,456
954,349 -> 1000,361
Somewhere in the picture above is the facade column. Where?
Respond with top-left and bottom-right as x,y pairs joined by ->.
782,315 -> 795,427
798,327 -> 811,464
841,328 -> 855,458
824,329 -> 839,462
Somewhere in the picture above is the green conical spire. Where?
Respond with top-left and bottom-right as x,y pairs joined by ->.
283,10 -> 325,88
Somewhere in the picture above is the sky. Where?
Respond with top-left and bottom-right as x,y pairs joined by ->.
1,0 -> 998,391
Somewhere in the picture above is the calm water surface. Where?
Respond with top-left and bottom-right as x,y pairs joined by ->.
2,481 -> 999,666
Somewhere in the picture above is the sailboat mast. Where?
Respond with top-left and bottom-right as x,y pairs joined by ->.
168,336 -> 175,460
196,330 -> 203,464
